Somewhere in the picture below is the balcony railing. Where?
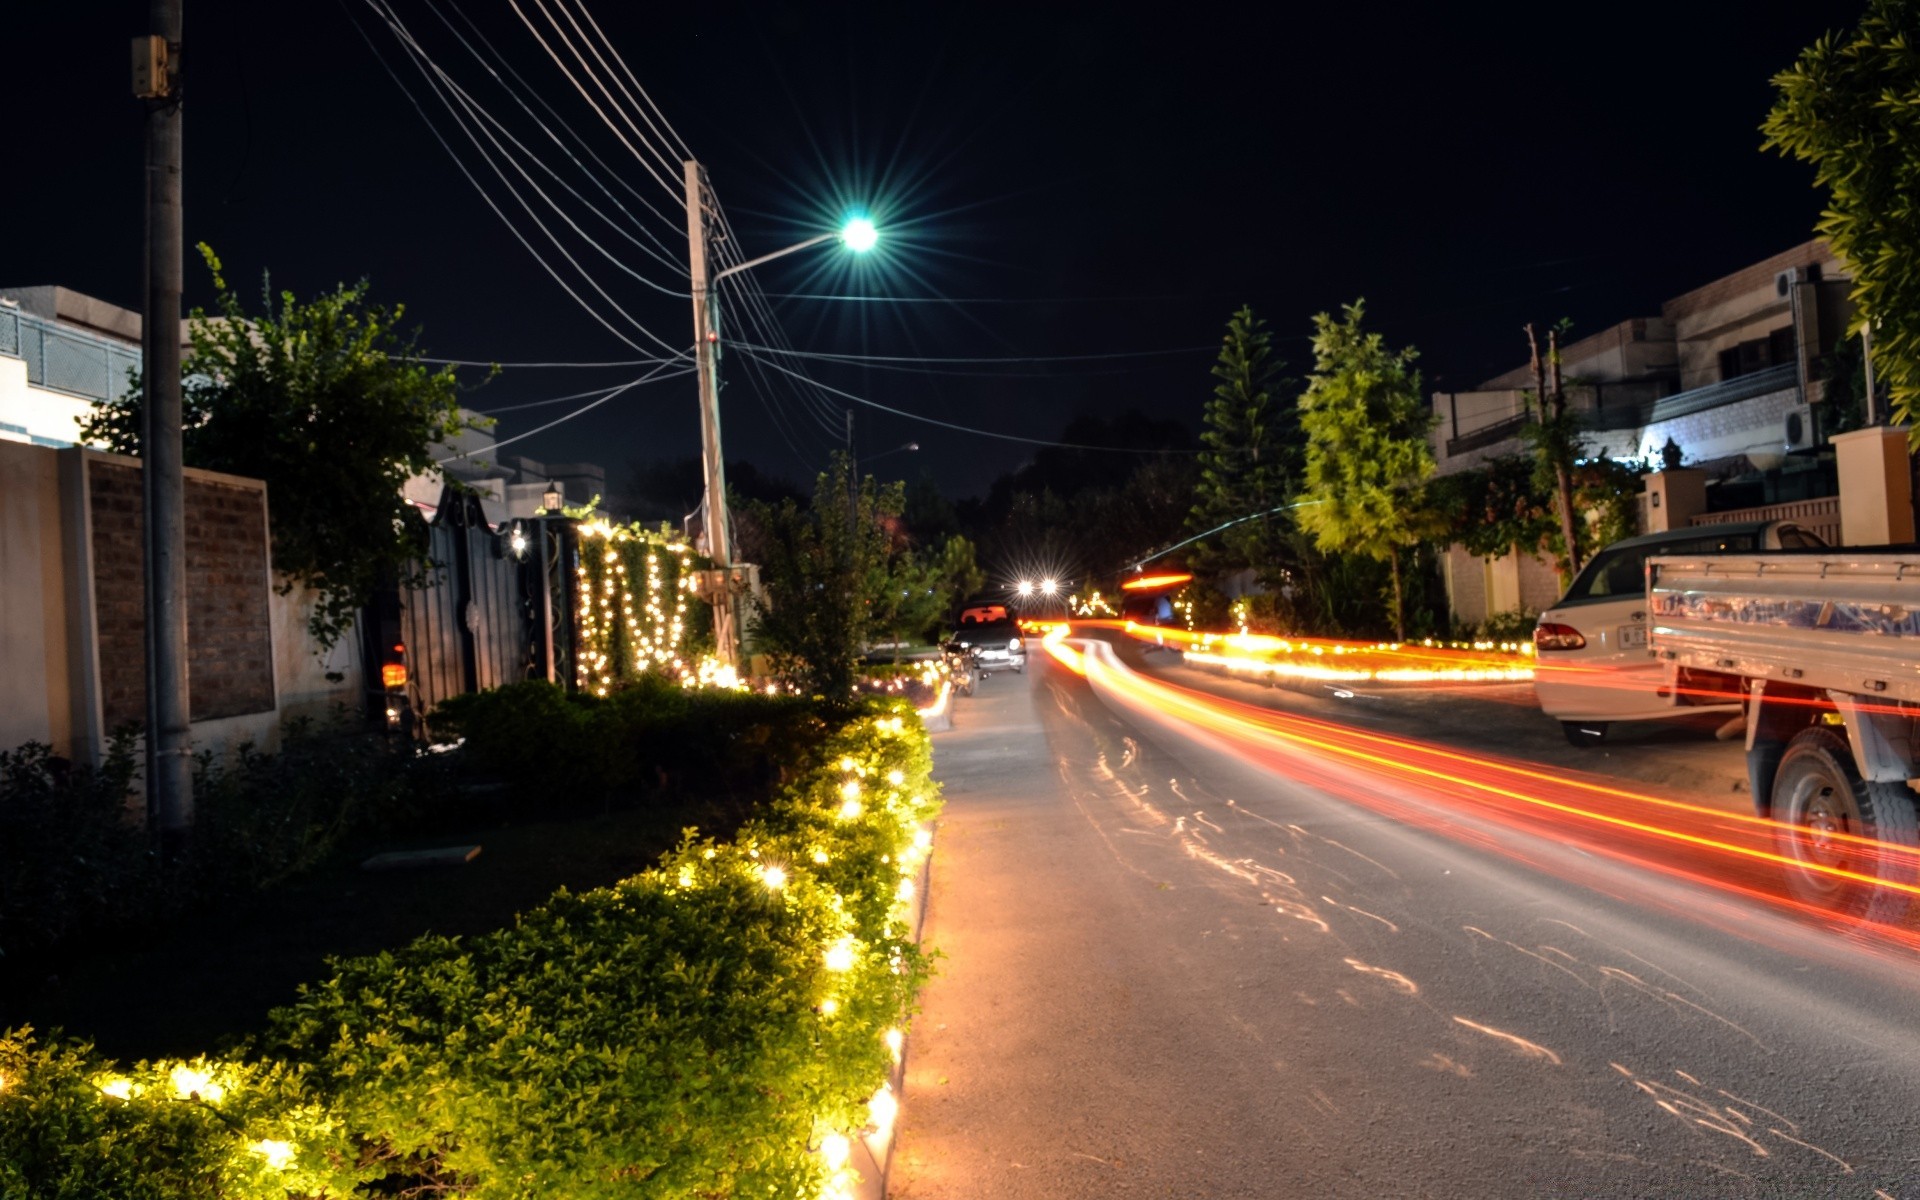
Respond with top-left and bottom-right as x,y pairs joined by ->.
1645,363 -> 1798,425
1439,363 -> 1804,464
0,305 -> 141,406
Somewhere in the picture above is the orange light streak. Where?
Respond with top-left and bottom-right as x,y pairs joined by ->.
1043,631 -> 1920,940
1121,573 -> 1193,590
1121,621 -> 1535,683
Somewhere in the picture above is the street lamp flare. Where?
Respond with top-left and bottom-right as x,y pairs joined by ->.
841,217 -> 879,252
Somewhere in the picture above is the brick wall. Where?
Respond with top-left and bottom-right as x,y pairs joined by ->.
89,460 -> 275,729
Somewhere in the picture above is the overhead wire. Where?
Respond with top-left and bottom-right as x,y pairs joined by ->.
422,0 -> 690,278
368,0 -> 690,306
468,374 -> 678,414
507,0 -> 687,200
438,361 -> 692,463
739,351 -> 1202,454
353,0 -> 689,358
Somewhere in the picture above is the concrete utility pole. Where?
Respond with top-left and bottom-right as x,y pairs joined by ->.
1527,322 -> 1583,581
1863,321 -> 1881,426
136,0 -> 193,844
684,160 -> 737,666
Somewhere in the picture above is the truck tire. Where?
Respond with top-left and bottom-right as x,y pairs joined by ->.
1771,727 -> 1920,924
1560,720 -> 1608,748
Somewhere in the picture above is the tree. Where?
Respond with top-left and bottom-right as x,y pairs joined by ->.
742,453 -> 900,700
1189,306 -> 1296,578
1764,1 -> 1920,434
1524,321 -> 1585,576
1296,301 -> 1440,639
930,534 -> 986,616
79,246 -> 470,650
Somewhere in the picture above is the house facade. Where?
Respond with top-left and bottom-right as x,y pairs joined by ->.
1432,239 -> 1860,627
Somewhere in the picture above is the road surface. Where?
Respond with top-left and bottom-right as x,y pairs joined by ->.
891,629 -> 1920,1198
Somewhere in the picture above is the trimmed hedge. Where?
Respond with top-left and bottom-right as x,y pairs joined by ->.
432,678 -> 828,806
0,717 -> 457,963
0,695 -> 938,1199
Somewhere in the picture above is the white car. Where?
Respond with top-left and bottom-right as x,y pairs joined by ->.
1534,519 -> 1827,746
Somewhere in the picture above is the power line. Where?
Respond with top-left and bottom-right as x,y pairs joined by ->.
728,342 -> 1217,366
352,1 -> 689,358
739,350 -> 1202,454
419,352 -> 689,368
438,362 -> 691,462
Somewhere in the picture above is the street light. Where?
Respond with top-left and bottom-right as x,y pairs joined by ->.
1041,578 -> 1058,595
542,481 -> 564,513
841,217 -> 879,253
686,157 -> 880,668
865,440 -> 919,465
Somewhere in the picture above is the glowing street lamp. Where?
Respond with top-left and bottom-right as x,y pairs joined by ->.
1017,581 -> 1035,597
841,216 -> 879,253
1041,578 -> 1058,595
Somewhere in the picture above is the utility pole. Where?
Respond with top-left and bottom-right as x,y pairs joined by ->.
136,0 -> 192,847
845,407 -> 857,523
684,160 -> 737,666
1863,321 -> 1881,426
1527,322 -> 1582,580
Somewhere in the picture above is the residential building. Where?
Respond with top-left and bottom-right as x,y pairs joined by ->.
0,286 -> 184,449
1432,239 -> 1857,627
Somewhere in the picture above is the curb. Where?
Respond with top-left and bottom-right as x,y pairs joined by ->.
854,807 -> 937,1199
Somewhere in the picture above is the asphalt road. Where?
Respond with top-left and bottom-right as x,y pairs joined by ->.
890,632 -> 1920,1198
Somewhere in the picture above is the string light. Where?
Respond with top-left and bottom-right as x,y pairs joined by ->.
170,1065 -> 224,1103
248,1140 -> 297,1170
573,523 -> 739,691
824,938 -> 857,972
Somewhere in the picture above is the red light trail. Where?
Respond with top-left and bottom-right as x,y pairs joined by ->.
1041,625 -> 1920,952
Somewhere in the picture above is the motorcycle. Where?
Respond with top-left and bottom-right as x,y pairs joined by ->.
942,640 -> 978,696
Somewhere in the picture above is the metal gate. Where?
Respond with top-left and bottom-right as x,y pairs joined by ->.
401,488 -> 535,717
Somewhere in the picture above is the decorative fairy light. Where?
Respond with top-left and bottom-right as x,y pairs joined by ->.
248,1140 -> 297,1171
571,522 -> 738,691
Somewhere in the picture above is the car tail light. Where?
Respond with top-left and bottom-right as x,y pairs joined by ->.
1534,623 -> 1587,652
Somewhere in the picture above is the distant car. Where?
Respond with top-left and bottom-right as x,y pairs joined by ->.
950,618 -> 1026,676
1534,519 -> 1827,746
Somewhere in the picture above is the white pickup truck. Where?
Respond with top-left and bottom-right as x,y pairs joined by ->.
1648,549 -> 1920,922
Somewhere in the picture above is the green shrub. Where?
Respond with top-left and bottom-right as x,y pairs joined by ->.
0,715 -> 456,964
189,714 -> 459,895
0,732 -> 156,960
0,697 -> 941,1199
435,678 -> 828,808
1470,608 -> 1538,643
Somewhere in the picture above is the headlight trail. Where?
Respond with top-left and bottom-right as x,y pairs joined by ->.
1100,620 -> 1536,684
1043,628 -> 1920,954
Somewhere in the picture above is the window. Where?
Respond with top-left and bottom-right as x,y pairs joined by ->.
1561,533 -> 1759,604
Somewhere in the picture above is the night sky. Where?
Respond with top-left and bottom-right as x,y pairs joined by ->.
10,2 -> 1844,501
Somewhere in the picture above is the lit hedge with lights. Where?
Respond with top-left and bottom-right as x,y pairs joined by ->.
0,698 -> 938,1200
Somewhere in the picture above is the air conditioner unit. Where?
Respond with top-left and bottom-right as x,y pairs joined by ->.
1783,404 -> 1815,452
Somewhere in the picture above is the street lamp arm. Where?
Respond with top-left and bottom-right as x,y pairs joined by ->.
713,233 -> 837,283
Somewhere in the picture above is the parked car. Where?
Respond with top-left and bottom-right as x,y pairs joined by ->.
950,618 -> 1026,676
1533,519 -> 1827,746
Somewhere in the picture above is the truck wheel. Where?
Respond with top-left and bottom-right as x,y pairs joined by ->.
1560,720 -> 1608,748
1772,727 -> 1920,924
